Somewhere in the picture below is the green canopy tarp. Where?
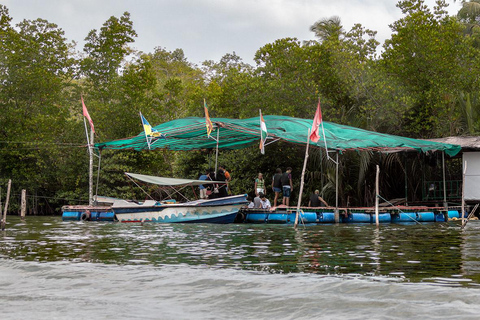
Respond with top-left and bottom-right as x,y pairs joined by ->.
95,116 -> 461,156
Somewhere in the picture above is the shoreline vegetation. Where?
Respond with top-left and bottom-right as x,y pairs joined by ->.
1,1 -> 479,214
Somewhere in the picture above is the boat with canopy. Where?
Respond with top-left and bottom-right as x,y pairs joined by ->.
111,173 -> 247,223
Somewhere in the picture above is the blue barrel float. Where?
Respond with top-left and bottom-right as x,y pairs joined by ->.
62,205 -> 115,222
318,211 -> 335,223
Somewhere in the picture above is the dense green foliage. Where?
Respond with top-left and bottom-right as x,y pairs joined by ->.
1,0 -> 479,213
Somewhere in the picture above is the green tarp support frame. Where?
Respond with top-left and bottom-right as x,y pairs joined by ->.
95,116 -> 461,157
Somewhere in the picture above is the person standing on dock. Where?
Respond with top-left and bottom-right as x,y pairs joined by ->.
281,167 -> 293,207
271,168 -> 283,207
255,173 -> 265,196
198,170 -> 211,199
215,168 -> 229,198
308,190 -> 328,207
219,165 -> 231,195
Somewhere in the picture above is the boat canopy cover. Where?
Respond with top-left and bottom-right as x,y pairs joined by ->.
126,172 -> 224,186
96,116 -> 461,156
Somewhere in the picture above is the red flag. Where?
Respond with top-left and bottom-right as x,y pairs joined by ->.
309,99 -> 322,142
82,96 -> 95,133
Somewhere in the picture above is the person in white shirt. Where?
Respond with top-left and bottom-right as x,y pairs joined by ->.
259,193 -> 271,209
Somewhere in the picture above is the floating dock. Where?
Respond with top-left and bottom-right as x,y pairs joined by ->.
239,206 -> 467,224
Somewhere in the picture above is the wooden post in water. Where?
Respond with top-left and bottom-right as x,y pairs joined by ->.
375,165 -> 380,227
20,189 -> 27,220
294,129 -> 311,228
1,180 -> 12,230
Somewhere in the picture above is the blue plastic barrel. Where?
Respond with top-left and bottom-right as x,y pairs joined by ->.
447,210 -> 460,219
434,212 -> 446,222
299,211 -> 317,223
343,213 -> 371,223
98,211 -> 116,221
416,212 -> 435,222
62,211 -> 82,221
245,212 -> 268,223
267,213 -> 289,223
318,212 -> 335,223
376,213 -> 392,223
391,212 -> 417,223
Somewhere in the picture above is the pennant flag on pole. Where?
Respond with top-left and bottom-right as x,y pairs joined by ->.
309,99 -> 322,142
81,96 -> 95,133
259,109 -> 268,155
204,99 -> 214,137
140,112 -> 164,149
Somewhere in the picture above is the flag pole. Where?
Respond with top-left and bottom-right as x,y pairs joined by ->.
294,128 -> 311,228
140,112 -> 151,150
214,126 -> 220,176
88,126 -> 94,206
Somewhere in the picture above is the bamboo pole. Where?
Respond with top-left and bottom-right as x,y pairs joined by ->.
1,180 -> 12,230
214,127 -> 220,177
334,151 -> 339,223
462,161 -> 467,227
88,128 -> 94,206
375,165 -> 380,227
20,189 -> 26,220
294,129 -> 311,228
95,150 -> 102,205
442,152 -> 447,209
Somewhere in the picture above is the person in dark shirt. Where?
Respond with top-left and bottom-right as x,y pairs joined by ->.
308,189 -> 329,207
215,168 -> 229,197
281,167 -> 293,207
271,168 -> 282,207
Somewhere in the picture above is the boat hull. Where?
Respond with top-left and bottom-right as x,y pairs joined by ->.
113,194 -> 248,224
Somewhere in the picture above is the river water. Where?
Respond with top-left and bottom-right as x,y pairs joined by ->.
1,216 -> 480,319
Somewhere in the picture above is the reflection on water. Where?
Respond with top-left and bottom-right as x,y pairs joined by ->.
1,217 -> 480,288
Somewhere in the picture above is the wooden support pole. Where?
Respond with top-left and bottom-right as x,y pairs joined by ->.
20,189 -> 27,220
294,129 -> 311,228
462,161 -> 467,227
1,179 -> 12,230
214,126 -> 220,177
375,165 -> 380,227
442,152 -> 447,209
334,151 -> 340,223
88,128 -> 94,206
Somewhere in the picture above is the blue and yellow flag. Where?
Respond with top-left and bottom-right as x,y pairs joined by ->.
140,112 -> 164,149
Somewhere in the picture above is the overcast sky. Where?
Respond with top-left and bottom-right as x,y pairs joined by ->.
3,0 -> 461,65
